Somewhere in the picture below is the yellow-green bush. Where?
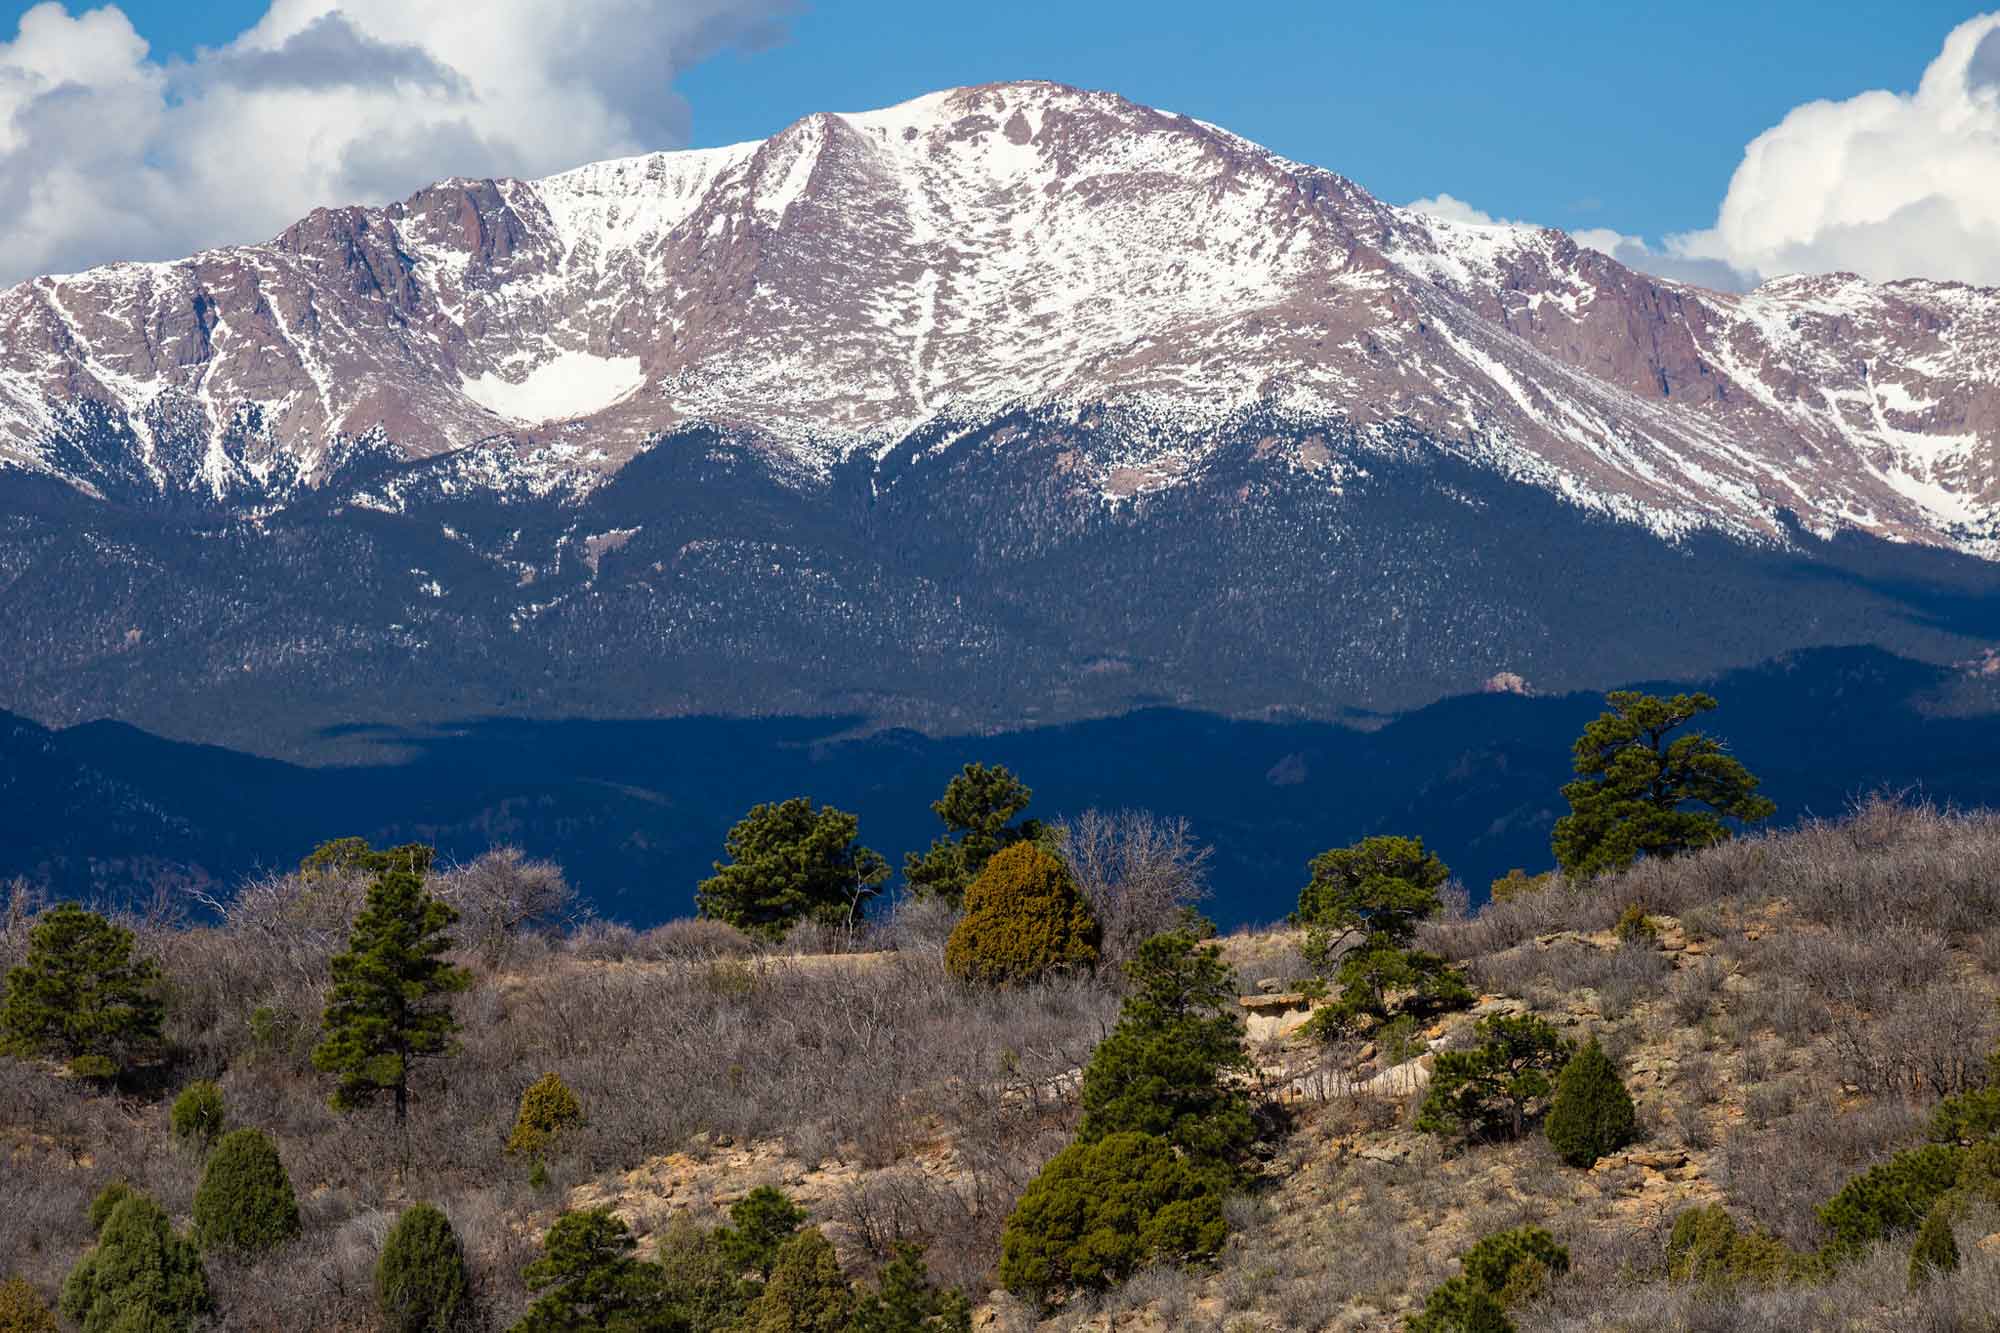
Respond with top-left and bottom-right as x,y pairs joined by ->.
506,1073 -> 584,1158
0,1277 -> 57,1333
943,844 -> 1099,985
1489,869 -> 1551,903
1666,1205 -> 1818,1287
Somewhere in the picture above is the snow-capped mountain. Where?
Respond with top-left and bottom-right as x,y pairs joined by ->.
2,81 -> 1999,756
2,80 -> 1996,552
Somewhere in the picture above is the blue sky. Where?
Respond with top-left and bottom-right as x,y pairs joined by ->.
0,2 -> 1996,285
18,0 -> 1974,241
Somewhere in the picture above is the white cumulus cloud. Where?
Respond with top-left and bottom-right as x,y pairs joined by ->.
1406,194 -> 1756,293
1410,14 -> 2000,293
0,0 -> 798,282
1405,193 -> 1514,227
1670,12 -> 2000,286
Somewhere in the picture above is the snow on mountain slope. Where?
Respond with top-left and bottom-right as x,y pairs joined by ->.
0,81 -> 1995,554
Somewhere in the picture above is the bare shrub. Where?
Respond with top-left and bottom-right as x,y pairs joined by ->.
1470,937 -> 1671,1016
1751,923 -> 1950,1012
1830,979 -> 1996,1099
1052,808 -> 1213,970
638,917 -> 756,960
1719,1097 -> 1927,1247
199,868 -> 368,983
560,918 -> 645,960
1731,977 -> 1833,1044
432,847 -> 577,968
869,895 -> 961,964
1450,797 -> 2000,973
1669,957 -> 1726,1026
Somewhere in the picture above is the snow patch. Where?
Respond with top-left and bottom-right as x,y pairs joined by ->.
461,351 -> 645,425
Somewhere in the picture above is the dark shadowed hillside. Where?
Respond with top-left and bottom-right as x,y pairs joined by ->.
7,644 -> 2000,922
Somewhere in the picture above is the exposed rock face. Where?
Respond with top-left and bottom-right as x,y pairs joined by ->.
0,80 -> 1994,553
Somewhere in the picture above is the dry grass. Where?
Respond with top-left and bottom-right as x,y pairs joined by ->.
8,797 -> 2000,1330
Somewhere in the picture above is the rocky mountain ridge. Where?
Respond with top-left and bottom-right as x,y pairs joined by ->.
0,80 -> 1995,554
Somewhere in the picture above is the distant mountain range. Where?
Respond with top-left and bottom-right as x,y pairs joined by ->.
0,81 -> 1996,785
6,646 -> 1999,925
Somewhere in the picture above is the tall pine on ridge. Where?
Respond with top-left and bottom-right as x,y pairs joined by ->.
312,845 -> 470,1122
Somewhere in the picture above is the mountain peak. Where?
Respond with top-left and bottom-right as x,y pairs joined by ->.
0,84 -> 1993,557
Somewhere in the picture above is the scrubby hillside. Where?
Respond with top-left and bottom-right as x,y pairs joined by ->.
7,798 -> 2000,1330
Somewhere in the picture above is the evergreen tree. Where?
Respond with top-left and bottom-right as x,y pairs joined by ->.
1404,1278 -> 1513,1333
1457,1227 -> 1569,1304
737,1228 -> 851,1333
169,1080 -> 226,1153
1543,1039 -> 1637,1167
999,1131 -> 1226,1301
716,1187 -> 807,1282
1417,1014 -> 1574,1143
654,1216 -> 748,1331
506,1072 -> 585,1158
1664,1205 -> 1817,1288
1077,930 -> 1256,1176
943,843 -> 1100,985
85,1183 -> 134,1234
311,844 -> 470,1122
696,800 -> 889,942
1294,836 -> 1469,1035
1406,1228 -> 1569,1333
1909,1200 -> 1960,1288
511,1210 -> 666,1332
1551,692 -> 1775,878
376,1202 -> 473,1333
849,1244 -> 972,1333
1819,1143 -> 1963,1259
60,1192 -> 210,1333
0,903 -> 162,1079
904,764 -> 1041,905
1296,835 -> 1449,938
192,1127 -> 301,1254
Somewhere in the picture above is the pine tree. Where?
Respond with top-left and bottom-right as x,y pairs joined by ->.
0,903 -> 162,1079
850,1244 -> 972,1333
738,1228 -> 852,1333
506,1073 -> 584,1158
192,1128 -> 301,1254
169,1080 -> 226,1153
1543,1039 -> 1637,1167
1417,1014 -> 1573,1143
1404,1277 -> 1513,1333
1077,930 -> 1256,1176
695,799 -> 889,941
904,764 -> 1041,905
85,1183 -> 134,1234
1819,1143 -> 1963,1258
376,1202 -> 472,1333
311,845 -> 470,1122
1551,692 -> 1774,878
717,1187 -> 807,1281
1407,1228 -> 1569,1332
60,1192 -> 210,1333
1909,1199 -> 1960,1288
1294,836 -> 1469,1035
654,1215 -> 749,1331
511,1210 -> 666,1332
1457,1227 -> 1570,1304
